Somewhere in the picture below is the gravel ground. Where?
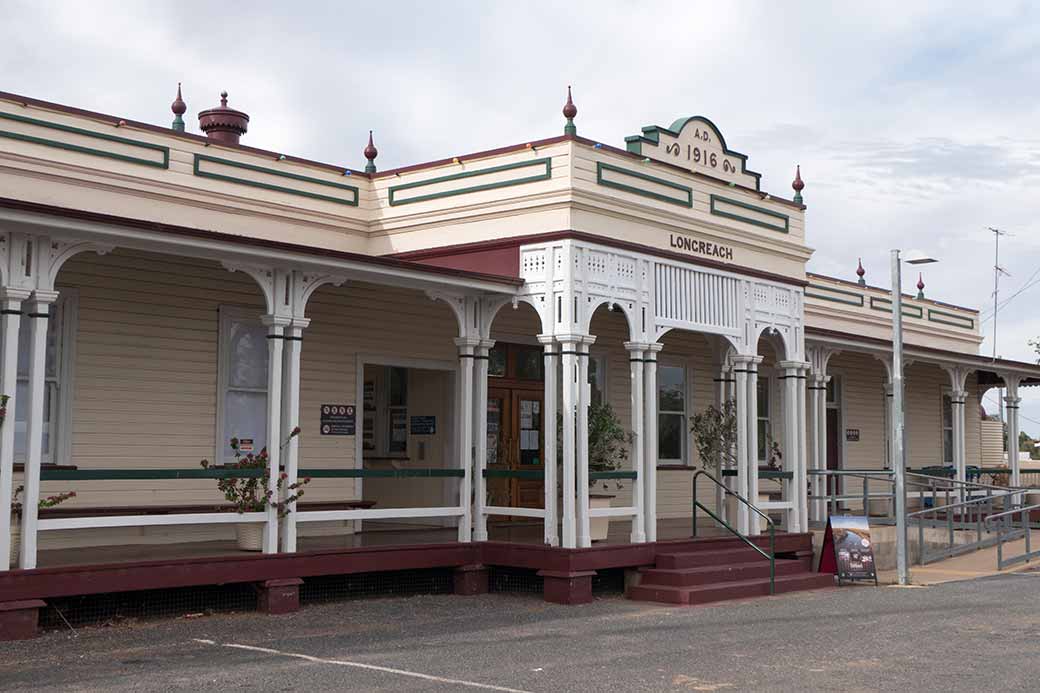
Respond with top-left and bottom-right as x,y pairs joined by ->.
3,572 -> 1040,692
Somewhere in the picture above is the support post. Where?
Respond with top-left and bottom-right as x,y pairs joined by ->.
576,337 -> 594,548
455,338 -> 478,543
712,363 -> 732,524
643,343 -> 662,542
559,337 -> 578,548
733,356 -> 751,534
746,356 -> 763,536
796,363 -> 809,531
472,339 -> 493,542
279,318 -> 307,553
891,249 -> 909,586
260,315 -> 287,555
1005,377 -> 1022,487
0,288 -> 28,571
779,361 -> 802,532
539,335 -> 559,546
951,389 -> 967,499
624,342 -> 646,543
19,292 -> 57,569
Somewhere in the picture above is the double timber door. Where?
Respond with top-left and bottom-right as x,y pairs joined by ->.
487,387 -> 545,512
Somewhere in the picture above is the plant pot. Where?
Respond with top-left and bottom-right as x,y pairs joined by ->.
589,494 -> 614,542
236,523 -> 265,552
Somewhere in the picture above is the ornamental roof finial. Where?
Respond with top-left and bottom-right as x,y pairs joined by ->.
171,82 -> 186,132
364,130 -> 378,174
563,86 -> 577,136
198,90 -> 249,145
916,273 -> 925,299
856,258 -> 866,286
792,164 -> 805,204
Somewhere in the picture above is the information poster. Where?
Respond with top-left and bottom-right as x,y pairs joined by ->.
320,404 -> 356,436
819,515 -> 878,586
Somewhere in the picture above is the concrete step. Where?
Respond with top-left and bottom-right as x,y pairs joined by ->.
627,571 -> 834,606
637,559 -> 805,587
655,547 -> 768,569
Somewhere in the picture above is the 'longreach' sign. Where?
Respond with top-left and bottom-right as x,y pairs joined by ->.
669,233 -> 733,261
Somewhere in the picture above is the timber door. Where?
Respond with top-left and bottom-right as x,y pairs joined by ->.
485,387 -> 544,513
826,408 -> 842,496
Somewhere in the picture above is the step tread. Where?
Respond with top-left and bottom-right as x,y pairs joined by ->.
628,571 -> 833,605
638,559 -> 804,582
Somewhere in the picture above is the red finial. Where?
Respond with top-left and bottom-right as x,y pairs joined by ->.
364,131 -> 378,173
171,83 -> 186,116
198,90 -> 249,144
563,86 -> 577,119
856,258 -> 865,277
917,273 -> 925,291
792,165 -> 804,192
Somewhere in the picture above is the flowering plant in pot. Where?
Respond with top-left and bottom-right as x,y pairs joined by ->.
557,403 -> 632,541
9,485 -> 76,567
199,426 -> 311,551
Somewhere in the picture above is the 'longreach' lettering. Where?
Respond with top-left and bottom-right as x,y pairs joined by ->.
669,234 -> 734,261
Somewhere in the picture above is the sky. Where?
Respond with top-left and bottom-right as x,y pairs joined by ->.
3,0 -> 1040,429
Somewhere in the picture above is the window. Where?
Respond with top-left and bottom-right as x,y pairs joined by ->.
588,354 -> 605,408
658,364 -> 685,464
757,376 -> 770,463
218,307 -> 269,464
14,293 -> 76,464
942,392 -> 953,465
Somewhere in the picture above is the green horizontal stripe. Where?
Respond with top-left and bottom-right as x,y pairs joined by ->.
300,468 -> 464,478
483,469 -> 545,480
40,468 -> 265,480
590,471 -> 638,480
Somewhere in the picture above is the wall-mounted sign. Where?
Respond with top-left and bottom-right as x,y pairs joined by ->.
320,404 -> 355,436
625,116 -> 761,190
410,416 -> 436,435
668,233 -> 734,261
819,515 -> 877,586
845,429 -> 860,442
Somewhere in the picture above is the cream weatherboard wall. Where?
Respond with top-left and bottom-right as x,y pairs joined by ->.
22,249 -> 470,549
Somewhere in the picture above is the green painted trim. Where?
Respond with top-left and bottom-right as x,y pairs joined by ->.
193,154 -> 359,206
40,467 -> 464,481
589,470 -> 638,480
805,284 -> 864,307
299,468 -> 464,478
482,469 -> 545,480
41,468 -> 263,481
388,157 -> 551,206
709,194 -> 789,233
928,308 -> 975,329
0,111 -> 169,169
870,296 -> 924,318
595,162 -> 693,207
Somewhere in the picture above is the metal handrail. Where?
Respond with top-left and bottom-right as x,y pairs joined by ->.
985,502 -> 1040,569
691,469 -> 775,595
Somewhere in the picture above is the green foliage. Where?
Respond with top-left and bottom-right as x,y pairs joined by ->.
200,427 -> 310,517
558,402 -> 631,489
690,400 -> 738,472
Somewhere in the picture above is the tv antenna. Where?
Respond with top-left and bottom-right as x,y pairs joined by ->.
988,227 -> 1011,427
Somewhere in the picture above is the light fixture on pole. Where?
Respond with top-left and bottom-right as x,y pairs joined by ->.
891,248 -> 938,586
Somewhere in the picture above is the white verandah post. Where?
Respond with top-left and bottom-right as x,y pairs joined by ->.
539,335 -> 559,546
20,291 -> 58,569
559,337 -> 578,548
779,361 -> 801,532
455,337 -> 479,543
261,315 -> 287,555
624,342 -> 646,544
279,317 -> 307,553
746,356 -> 763,536
472,338 -> 493,542
796,363 -> 809,532
1004,376 -> 1022,487
0,287 -> 29,570
576,337 -> 594,548
732,356 -> 751,535
643,343 -> 662,542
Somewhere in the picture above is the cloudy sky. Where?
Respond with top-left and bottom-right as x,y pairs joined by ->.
4,1 -> 1040,428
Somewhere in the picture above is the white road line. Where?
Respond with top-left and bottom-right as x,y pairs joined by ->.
192,638 -> 533,693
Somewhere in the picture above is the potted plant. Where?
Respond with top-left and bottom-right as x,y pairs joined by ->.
558,403 -> 631,542
9,485 -> 76,567
691,399 -> 739,524
200,427 -> 310,551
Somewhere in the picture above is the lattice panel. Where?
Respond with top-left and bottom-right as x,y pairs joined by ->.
654,263 -> 740,330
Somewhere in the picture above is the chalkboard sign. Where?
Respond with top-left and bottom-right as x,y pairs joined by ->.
819,515 -> 877,586
845,429 -> 860,442
320,404 -> 356,436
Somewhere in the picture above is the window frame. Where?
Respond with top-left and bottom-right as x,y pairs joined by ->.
941,387 -> 954,466
215,305 -> 270,466
657,358 -> 688,465
14,290 -> 78,466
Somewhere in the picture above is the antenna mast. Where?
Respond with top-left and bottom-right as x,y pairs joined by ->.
988,227 -> 1010,431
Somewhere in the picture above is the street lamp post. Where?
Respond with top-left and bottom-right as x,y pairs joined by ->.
891,249 -> 938,586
